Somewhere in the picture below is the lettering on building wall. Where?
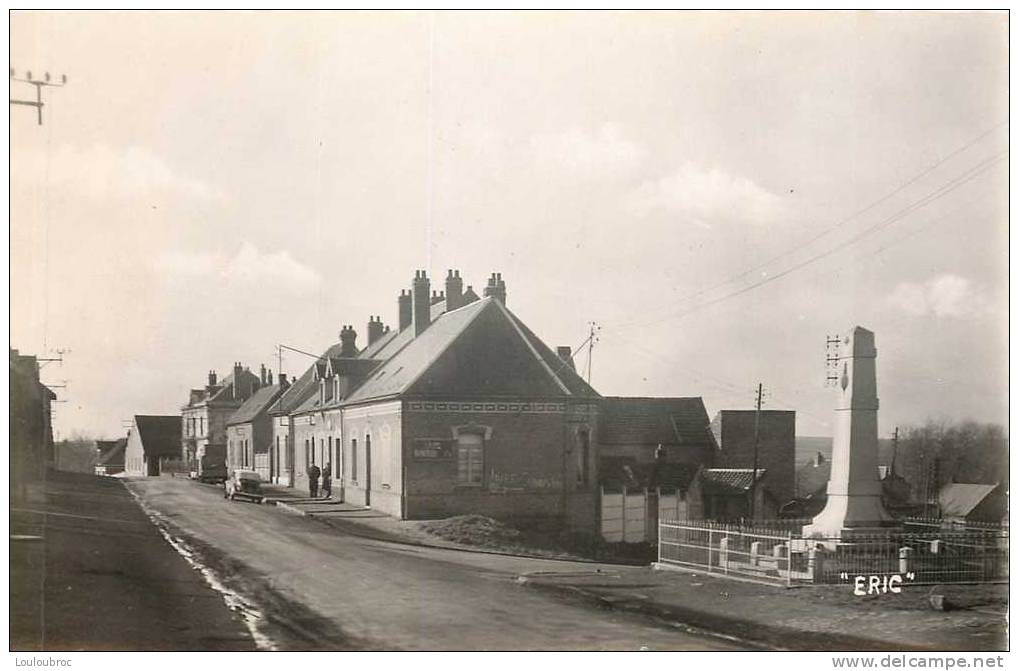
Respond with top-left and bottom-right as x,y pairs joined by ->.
412,438 -> 454,460
489,470 -> 561,492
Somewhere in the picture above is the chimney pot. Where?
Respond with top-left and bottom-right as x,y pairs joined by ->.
412,269 -> 432,336
340,326 -> 358,357
556,346 -> 576,371
446,268 -> 464,310
398,289 -> 413,330
367,315 -> 385,346
483,272 -> 507,305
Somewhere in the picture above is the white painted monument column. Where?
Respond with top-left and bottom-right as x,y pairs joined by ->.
804,326 -> 895,539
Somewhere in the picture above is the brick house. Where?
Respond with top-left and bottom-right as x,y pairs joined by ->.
181,363 -> 263,479
711,409 -> 796,512
225,365 -> 285,480
285,269 -> 600,532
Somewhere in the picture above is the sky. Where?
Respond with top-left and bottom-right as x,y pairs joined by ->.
9,11 -> 1009,440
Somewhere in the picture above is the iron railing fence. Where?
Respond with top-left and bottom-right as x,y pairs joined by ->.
658,519 -> 1008,587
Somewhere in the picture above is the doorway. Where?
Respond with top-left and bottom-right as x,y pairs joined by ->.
365,434 -> 372,507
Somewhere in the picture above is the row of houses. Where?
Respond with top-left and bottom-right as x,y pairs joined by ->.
120,269 -> 799,536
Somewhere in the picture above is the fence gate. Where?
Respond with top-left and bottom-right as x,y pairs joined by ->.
601,488 -> 684,543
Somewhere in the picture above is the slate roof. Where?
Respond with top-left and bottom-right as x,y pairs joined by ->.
938,483 -> 999,519
598,396 -> 715,448
341,298 -> 598,405
96,438 -> 127,466
227,384 -> 284,426
268,341 -> 346,416
599,457 -> 700,492
343,299 -> 491,403
134,415 -> 182,459
700,468 -> 766,494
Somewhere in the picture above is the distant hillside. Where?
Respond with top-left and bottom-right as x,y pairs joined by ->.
796,436 -> 895,466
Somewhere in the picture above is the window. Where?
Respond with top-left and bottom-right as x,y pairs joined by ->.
334,436 -> 341,479
351,438 -> 358,482
199,417 -> 204,436
328,436 -> 333,474
576,430 -> 590,487
456,432 -> 484,486
306,439 -> 311,467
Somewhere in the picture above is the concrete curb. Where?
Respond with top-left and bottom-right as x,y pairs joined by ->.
273,501 -> 308,517
514,576 -> 939,652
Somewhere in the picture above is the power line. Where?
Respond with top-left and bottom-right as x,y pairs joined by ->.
613,149 -> 1006,331
613,122 -> 1007,330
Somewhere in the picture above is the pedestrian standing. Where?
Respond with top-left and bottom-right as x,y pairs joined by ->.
307,463 -> 320,498
321,464 -> 332,499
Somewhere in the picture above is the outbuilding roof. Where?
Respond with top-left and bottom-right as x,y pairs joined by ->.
598,396 -> 715,448
938,483 -> 1000,519
96,438 -> 127,466
700,468 -> 767,494
134,415 -> 182,459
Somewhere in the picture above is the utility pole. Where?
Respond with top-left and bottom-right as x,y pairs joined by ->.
585,321 -> 600,386
10,69 -> 67,126
890,426 -> 899,478
748,382 -> 765,521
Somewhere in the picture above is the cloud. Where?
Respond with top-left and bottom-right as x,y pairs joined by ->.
530,123 -> 644,179
627,163 -> 786,228
887,274 -> 988,318
157,242 -> 321,290
16,143 -> 223,202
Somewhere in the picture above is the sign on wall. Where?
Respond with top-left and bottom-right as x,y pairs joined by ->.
412,438 -> 454,460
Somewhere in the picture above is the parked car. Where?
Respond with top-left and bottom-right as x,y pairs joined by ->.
196,456 -> 228,484
223,469 -> 265,503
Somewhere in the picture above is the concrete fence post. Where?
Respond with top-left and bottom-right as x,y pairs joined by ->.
808,545 -> 826,583
749,541 -> 761,566
718,536 -> 730,572
621,485 -> 626,543
898,546 -> 914,574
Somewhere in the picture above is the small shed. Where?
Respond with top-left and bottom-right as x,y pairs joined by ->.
938,483 -> 1006,525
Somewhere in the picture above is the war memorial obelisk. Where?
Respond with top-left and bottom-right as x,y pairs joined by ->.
803,326 -> 896,539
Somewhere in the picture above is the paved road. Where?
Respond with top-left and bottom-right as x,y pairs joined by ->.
11,471 -> 254,651
128,477 -> 749,651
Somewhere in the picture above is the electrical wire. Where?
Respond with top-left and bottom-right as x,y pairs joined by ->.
612,149 -> 1006,331
613,122 -> 1007,329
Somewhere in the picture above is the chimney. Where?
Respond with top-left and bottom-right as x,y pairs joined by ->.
483,272 -> 506,305
267,369 -> 274,386
247,366 -> 259,393
556,346 -> 575,371
430,290 -> 445,306
207,370 -> 217,388
445,269 -> 464,311
367,316 -> 385,346
339,325 -> 358,357
260,364 -> 267,386
412,270 -> 431,336
233,362 -> 243,399
398,290 -> 412,331
279,373 -> 290,391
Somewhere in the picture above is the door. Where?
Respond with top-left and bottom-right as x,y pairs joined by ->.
365,434 -> 372,507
